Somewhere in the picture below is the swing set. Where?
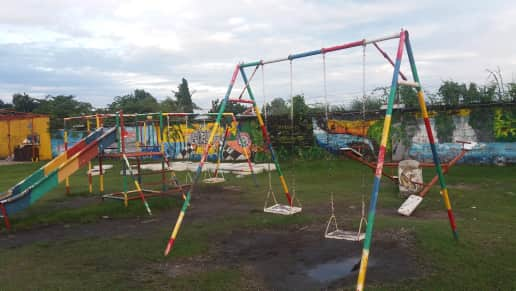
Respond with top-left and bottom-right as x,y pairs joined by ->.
163,29 -> 458,291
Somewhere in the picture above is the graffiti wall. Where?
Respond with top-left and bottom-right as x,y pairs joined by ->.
162,119 -> 258,161
314,105 -> 516,165
51,120 -> 262,162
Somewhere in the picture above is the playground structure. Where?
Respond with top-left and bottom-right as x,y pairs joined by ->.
0,110 -> 52,161
342,140 -> 473,216
0,29 -> 469,290
161,29 -> 459,291
0,110 -> 264,229
62,113 -> 190,208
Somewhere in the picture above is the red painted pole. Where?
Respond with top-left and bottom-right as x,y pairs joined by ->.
0,203 -> 11,230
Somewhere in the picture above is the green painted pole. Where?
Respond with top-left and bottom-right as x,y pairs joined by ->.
239,65 -> 293,206
404,31 -> 458,239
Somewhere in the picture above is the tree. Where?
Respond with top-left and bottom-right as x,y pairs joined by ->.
438,81 -> 466,106
209,98 -> 247,114
349,97 -> 382,111
160,97 -> 178,112
486,67 -> 506,101
508,82 -> 516,102
13,93 -> 39,112
465,82 -> 481,104
173,78 -> 199,113
34,95 -> 93,129
108,89 -> 159,113
479,84 -> 496,103
265,98 -> 289,116
292,94 -> 309,120
398,86 -> 419,108
0,99 -> 12,109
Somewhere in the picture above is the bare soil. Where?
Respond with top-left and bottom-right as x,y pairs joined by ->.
0,184 -> 423,290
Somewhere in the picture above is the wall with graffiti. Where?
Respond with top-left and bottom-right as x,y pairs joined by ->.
314,105 -> 516,165
51,119 -> 263,162
162,118 -> 261,161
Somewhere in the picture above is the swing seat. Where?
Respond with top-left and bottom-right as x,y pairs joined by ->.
397,194 -> 423,216
264,203 -> 302,215
325,229 -> 365,241
202,177 -> 226,184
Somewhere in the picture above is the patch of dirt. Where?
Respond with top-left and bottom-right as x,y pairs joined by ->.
156,225 -> 419,290
0,184 -> 248,249
220,227 -> 418,290
1,182 -> 423,290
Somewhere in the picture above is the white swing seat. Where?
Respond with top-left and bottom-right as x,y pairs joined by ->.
398,194 -> 423,216
202,177 -> 226,184
264,203 -> 302,215
325,229 -> 365,241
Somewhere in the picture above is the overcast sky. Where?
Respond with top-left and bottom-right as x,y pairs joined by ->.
1,0 -> 515,110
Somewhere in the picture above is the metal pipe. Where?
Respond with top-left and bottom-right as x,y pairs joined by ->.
240,32 -> 401,68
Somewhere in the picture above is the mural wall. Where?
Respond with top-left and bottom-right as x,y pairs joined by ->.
49,105 -> 516,165
51,119 -> 263,162
314,105 -> 516,165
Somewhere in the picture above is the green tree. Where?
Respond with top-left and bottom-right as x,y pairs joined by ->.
349,97 -> 382,111
479,84 -> 496,103
209,98 -> 247,114
508,82 -> 516,102
173,78 -> 199,113
265,98 -> 289,116
292,94 -> 309,119
108,89 -> 159,113
160,97 -> 178,112
34,95 -> 93,129
13,93 -> 39,112
464,82 -> 481,104
398,86 -> 419,108
0,99 -> 12,109
438,81 -> 466,105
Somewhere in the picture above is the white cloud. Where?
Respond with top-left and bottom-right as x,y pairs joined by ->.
0,0 -> 515,109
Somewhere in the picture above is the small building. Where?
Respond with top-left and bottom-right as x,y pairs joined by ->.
0,110 -> 52,161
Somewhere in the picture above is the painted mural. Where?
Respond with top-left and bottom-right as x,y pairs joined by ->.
52,120 -> 262,162
162,120 -> 258,161
314,105 -> 516,165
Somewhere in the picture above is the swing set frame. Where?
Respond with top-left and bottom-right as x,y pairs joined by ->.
164,29 -> 458,291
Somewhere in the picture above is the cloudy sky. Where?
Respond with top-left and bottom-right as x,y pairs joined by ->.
1,0 -> 515,110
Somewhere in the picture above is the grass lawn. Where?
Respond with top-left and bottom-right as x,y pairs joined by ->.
0,159 -> 515,290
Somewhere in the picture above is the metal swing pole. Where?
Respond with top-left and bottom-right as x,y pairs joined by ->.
240,64 -> 294,207
404,31 -> 458,239
164,64 -> 241,256
356,30 -> 406,291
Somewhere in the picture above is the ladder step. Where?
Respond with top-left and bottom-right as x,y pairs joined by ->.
398,80 -> 420,88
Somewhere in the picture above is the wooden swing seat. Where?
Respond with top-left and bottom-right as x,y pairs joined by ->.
325,229 -> 365,241
264,203 -> 302,215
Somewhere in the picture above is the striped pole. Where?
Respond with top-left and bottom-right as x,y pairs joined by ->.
122,154 -> 152,215
356,30 -> 406,291
64,120 -> 70,195
164,64 -> 240,256
159,112 -> 167,192
87,118 -> 93,194
96,114 -> 104,194
404,31 -> 458,239
239,65 -> 293,206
